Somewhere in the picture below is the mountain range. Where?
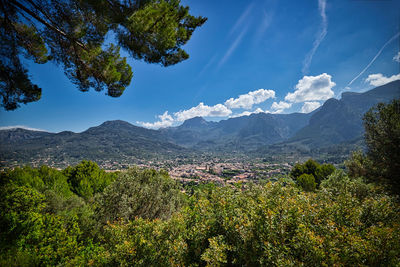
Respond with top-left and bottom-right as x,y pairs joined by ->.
1,80 -> 399,167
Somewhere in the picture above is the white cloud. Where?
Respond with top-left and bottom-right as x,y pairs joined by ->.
231,108 -> 264,118
137,111 -> 174,129
365,73 -> 400,87
269,109 -> 284,114
394,52 -> 400,62
138,88 -> 277,128
225,89 -> 275,109
254,107 -> 264,113
285,73 -> 335,103
270,101 -> 292,112
302,0 -> 328,74
300,102 -> 321,113
174,102 -> 232,122
0,125 -> 47,132
269,101 -> 292,114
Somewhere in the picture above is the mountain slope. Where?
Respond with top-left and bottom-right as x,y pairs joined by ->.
0,120 -> 187,167
162,112 -> 313,151
290,80 -> 399,147
0,128 -> 51,143
254,80 -> 399,161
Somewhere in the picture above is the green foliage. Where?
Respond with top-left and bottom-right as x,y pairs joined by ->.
96,168 -> 184,223
0,248 -> 39,267
0,166 -> 44,190
63,160 -> 116,199
0,164 -> 107,265
345,150 -> 375,180
363,99 -> 400,195
0,165 -> 72,197
18,213 -> 82,266
317,163 -> 336,184
321,170 -> 373,200
201,235 -> 232,266
0,0 -> 206,110
346,100 -> 400,196
290,158 -> 335,188
120,0 -> 206,66
297,173 -> 316,191
97,216 -> 188,266
0,185 -> 85,266
1,164 -> 399,266
0,185 -> 45,248
95,177 -> 400,266
0,19 -> 44,110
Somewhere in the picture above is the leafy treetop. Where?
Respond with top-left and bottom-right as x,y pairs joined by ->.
290,158 -> 335,190
347,99 -> 400,195
0,0 -> 206,110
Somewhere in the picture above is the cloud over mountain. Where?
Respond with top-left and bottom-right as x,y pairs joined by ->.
300,101 -> 321,113
138,74 -> 336,129
231,107 -> 264,118
0,125 -> 47,132
270,101 -> 292,114
174,102 -> 232,122
138,88 -> 277,129
138,111 -> 174,129
393,52 -> 400,63
225,89 -> 275,109
365,73 -> 400,87
139,71 -> 339,129
285,73 -> 335,103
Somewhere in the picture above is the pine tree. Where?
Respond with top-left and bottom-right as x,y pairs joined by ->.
363,99 -> 400,195
0,0 -> 206,110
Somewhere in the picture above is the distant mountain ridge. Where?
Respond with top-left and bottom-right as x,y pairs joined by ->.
162,112 -> 314,151
0,120 -> 187,167
0,128 -> 51,143
1,80 -> 399,166
288,80 -> 399,148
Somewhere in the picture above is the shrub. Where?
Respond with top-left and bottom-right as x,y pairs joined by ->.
297,173 -> 316,191
290,159 -> 335,186
95,168 -> 184,224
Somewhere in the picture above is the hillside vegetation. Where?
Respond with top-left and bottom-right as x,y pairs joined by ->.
1,162 -> 399,266
0,100 -> 399,266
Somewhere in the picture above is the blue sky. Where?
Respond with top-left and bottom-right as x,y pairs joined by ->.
1,0 -> 400,132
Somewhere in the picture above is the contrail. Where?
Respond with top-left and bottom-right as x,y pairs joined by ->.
347,31 -> 400,87
302,0 -> 328,75
217,25 -> 249,69
229,3 -> 254,36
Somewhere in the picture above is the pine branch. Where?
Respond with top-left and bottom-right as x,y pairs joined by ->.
9,0 -> 86,49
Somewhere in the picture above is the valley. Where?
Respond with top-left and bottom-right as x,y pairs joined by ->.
1,80 -> 399,170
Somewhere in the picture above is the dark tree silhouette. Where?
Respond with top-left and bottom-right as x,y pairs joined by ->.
363,99 -> 400,195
